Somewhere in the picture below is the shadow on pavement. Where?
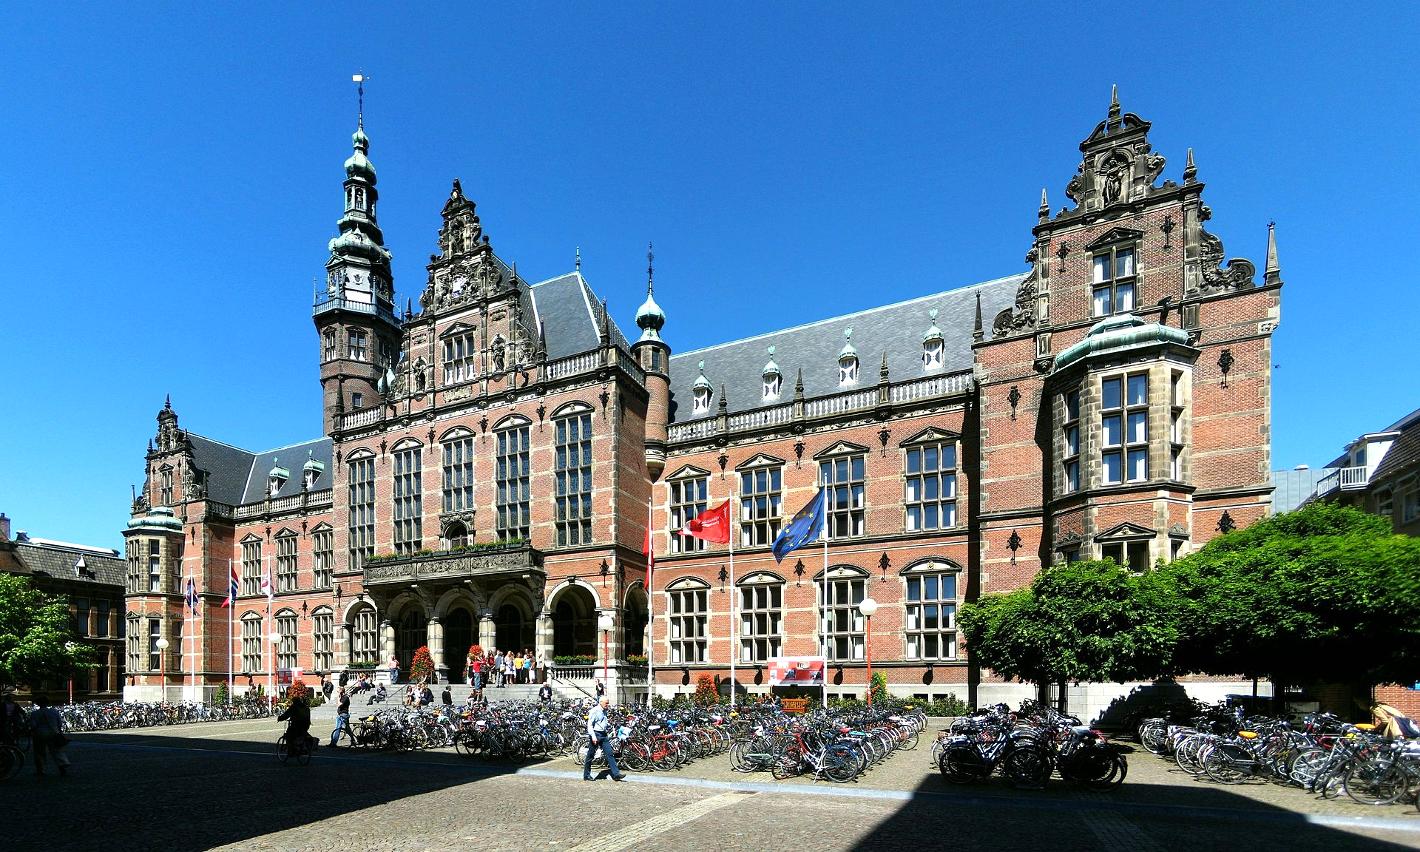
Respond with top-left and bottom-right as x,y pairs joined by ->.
5,725 -> 559,852
853,763 -> 1418,851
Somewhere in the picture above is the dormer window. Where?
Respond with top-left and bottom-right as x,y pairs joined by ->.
838,328 -> 859,385
1092,246 -> 1136,317
303,451 -> 325,490
692,360 -> 713,415
922,308 -> 944,370
267,458 -> 289,497
762,346 -> 782,400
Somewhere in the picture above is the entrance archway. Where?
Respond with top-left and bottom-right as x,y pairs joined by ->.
443,608 -> 474,682
396,609 -> 427,673
623,586 -> 648,657
495,604 -> 533,652
552,585 -> 597,657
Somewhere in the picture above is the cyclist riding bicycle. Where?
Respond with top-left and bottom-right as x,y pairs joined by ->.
277,693 -> 312,757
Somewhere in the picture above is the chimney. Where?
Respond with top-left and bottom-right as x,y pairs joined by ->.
15,530 -> 29,543
0,513 -> 9,541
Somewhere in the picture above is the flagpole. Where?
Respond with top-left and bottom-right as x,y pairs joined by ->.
728,487 -> 736,709
821,488 -> 829,710
227,559 -> 233,699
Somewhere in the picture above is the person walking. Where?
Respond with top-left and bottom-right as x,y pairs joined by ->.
28,696 -> 70,777
441,685 -> 453,708
329,688 -> 350,747
582,696 -> 625,782
539,682 -> 553,704
387,654 -> 401,686
595,680 -> 606,701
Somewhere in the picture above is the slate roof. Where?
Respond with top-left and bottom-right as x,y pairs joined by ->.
187,434 -> 257,506
528,272 -> 632,359
239,437 -> 334,504
13,542 -> 124,588
667,273 -> 1023,423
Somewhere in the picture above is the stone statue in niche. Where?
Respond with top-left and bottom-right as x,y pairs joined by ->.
491,336 -> 506,373
1101,149 -> 1129,206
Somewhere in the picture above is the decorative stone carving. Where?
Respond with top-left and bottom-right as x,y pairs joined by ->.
1198,229 -> 1256,292
992,268 -> 1038,338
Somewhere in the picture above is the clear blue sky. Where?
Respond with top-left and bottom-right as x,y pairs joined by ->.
2,4 -> 1416,549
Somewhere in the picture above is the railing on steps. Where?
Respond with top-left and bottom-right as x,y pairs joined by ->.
547,670 -> 598,701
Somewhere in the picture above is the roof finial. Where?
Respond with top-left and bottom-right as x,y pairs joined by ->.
1038,187 -> 1049,221
646,242 -> 655,295
1183,148 -> 1197,184
164,393 -> 172,410
575,246 -> 582,273
794,368 -> 805,399
352,72 -> 367,129
1108,83 -> 1120,120
1264,221 -> 1282,286
973,292 -> 984,343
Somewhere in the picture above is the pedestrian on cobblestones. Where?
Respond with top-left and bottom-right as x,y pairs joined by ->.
387,654 -> 401,686
28,695 -> 70,777
583,696 -> 625,782
330,688 -> 350,747
595,680 -> 605,700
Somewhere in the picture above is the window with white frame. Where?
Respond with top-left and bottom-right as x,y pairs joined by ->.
323,330 -> 336,362
393,447 -> 422,555
555,411 -> 593,546
923,338 -> 944,369
1170,371 -> 1184,480
276,611 -> 298,671
348,454 -> 375,569
241,614 -> 263,673
1102,539 -> 1152,572
351,605 -> 378,663
442,332 -> 477,384
1092,246 -> 1136,317
1100,373 -> 1148,485
763,370 -> 782,400
312,528 -> 333,589
496,423 -> 531,540
739,580 -> 782,663
739,466 -> 783,546
159,467 -> 174,505
125,541 -> 141,594
669,476 -> 708,553
667,583 -> 708,663
1063,388 -> 1081,493
126,615 -> 141,673
820,453 -> 866,538
692,384 -> 712,415
276,533 -> 298,593
148,540 -> 163,593
905,567 -> 957,660
313,608 -> 333,671
820,572 -> 866,661
838,353 -> 859,385
348,329 -> 368,362
241,539 -> 261,597
148,618 -> 162,670
905,442 -> 957,531
442,434 -> 475,513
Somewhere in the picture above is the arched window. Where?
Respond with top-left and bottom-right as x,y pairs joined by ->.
817,565 -> 869,661
902,559 -> 960,661
737,573 -> 784,663
350,604 -> 378,663
241,613 -> 264,673
312,607 -> 333,672
666,579 -> 709,664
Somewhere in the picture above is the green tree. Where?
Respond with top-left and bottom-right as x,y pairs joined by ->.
1159,502 -> 1420,689
958,560 -> 1178,701
0,573 -> 91,689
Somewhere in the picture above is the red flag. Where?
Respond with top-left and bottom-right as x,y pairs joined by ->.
643,525 -> 655,593
679,500 -> 731,544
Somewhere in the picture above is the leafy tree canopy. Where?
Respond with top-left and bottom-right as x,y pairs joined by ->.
0,572 -> 91,689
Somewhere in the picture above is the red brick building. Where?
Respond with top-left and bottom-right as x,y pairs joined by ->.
124,92 -> 1281,712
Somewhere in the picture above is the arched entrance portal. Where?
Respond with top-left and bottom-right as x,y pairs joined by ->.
495,604 -> 533,652
552,585 -> 597,657
623,586 -> 648,658
396,609 -> 427,674
443,608 -> 474,682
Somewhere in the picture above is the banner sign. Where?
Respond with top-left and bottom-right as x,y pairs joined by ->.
768,656 -> 826,687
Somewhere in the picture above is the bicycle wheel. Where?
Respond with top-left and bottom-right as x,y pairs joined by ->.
1139,722 -> 1169,755
1202,743 -> 1254,785
1003,746 -> 1051,790
896,727 -> 920,751
939,744 -> 988,784
296,738 -> 312,766
276,736 -> 290,764
771,746 -> 803,780
823,745 -> 862,783
1288,747 -> 1327,789
1344,757 -> 1408,806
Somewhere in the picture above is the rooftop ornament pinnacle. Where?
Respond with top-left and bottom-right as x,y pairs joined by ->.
635,241 -> 666,342
922,307 -> 943,342
692,360 -> 712,390
839,327 -> 857,360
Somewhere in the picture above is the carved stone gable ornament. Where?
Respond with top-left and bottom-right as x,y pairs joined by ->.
1198,229 -> 1256,292
992,267 -> 1038,338
1059,88 -> 1171,216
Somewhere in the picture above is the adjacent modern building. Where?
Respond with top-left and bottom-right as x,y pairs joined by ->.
0,513 -> 126,702
124,90 -> 1282,713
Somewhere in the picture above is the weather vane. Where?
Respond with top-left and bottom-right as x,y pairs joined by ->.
352,71 -> 368,126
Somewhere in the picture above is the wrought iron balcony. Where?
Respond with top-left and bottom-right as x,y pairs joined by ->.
362,542 -> 541,586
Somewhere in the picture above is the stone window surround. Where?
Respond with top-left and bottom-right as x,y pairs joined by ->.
902,438 -> 959,533
392,444 -> 423,555
737,572 -> 784,664
902,560 -> 960,661
666,578 -> 709,664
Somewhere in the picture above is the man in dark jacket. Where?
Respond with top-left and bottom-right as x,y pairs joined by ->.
277,694 -> 312,757
420,683 -> 435,707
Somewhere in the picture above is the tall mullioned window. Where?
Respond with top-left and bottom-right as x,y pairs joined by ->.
241,615 -> 262,673
1092,246 -> 1136,317
1063,389 -> 1081,494
159,468 -> 174,506
442,332 -> 477,384
148,618 -> 162,671
392,447 -> 422,555
352,606 -> 378,663
241,539 -> 262,597
821,575 -> 866,661
148,540 -> 163,593
1101,374 -> 1149,485
312,528 -> 333,589
905,570 -> 958,660
126,615 -> 141,674
668,584 -> 708,663
347,455 -> 375,569
739,466 -> 783,546
496,424 -> 531,540
554,412 -> 593,546
312,608 -> 333,672
820,454 -> 866,538
669,477 -> 707,554
442,435 -> 475,513
348,329 -> 368,362
905,442 -> 957,531
739,581 -> 783,663
276,612 -> 298,671
276,533 -> 298,593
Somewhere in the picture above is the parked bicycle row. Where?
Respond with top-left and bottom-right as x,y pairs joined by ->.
728,704 -> 927,783
1139,703 -> 1420,808
54,699 -> 274,731
932,701 -> 1129,789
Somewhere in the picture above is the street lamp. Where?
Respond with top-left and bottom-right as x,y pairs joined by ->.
269,630 -> 282,708
155,636 -> 170,704
597,612 -> 615,698
857,597 -> 878,707
65,642 -> 77,705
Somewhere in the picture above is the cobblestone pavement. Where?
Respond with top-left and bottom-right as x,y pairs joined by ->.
5,719 -> 1418,851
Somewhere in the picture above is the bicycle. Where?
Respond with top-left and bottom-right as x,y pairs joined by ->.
277,732 -> 314,765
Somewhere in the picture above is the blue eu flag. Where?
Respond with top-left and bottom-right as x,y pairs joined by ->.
772,488 -> 825,563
